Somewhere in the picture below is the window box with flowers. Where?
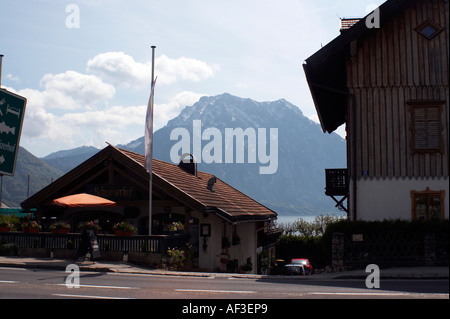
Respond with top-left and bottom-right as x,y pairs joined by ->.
113,222 -> 135,236
0,223 -> 13,232
0,220 -> 13,232
166,221 -> 184,234
50,221 -> 70,234
78,221 -> 101,234
21,221 -> 42,233
0,215 -> 18,232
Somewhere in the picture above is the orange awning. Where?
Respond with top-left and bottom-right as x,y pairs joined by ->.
51,193 -> 116,208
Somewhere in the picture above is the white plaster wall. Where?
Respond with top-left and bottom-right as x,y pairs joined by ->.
353,178 -> 449,221
227,223 -> 256,272
195,212 -> 258,273
197,212 -> 222,271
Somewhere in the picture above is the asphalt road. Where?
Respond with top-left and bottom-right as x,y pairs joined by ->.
0,266 -> 448,300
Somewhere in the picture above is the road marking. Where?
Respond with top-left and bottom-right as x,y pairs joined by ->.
0,280 -> 19,284
53,293 -> 133,299
0,267 -> 27,271
175,288 -> 256,294
50,283 -> 139,290
308,292 -> 449,297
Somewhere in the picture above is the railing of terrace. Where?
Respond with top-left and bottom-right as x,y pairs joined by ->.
0,232 -> 190,255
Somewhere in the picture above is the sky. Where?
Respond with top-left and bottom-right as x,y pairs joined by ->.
1,0 -> 385,158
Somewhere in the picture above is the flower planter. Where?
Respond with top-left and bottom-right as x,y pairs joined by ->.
0,226 -> 11,232
114,230 -> 134,237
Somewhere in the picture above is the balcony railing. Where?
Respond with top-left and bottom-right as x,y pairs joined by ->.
325,169 -> 349,196
0,231 -> 190,255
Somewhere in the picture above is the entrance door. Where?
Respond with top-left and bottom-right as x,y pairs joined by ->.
189,217 -> 199,267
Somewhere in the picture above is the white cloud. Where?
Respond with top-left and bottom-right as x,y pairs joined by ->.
12,79 -> 204,156
9,50 -> 213,156
87,51 -> 219,87
86,51 -> 150,89
40,70 -> 115,109
156,55 -> 220,85
154,91 -> 205,128
6,74 -> 20,82
308,114 -> 320,124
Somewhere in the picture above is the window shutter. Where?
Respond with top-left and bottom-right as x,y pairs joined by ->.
410,102 -> 442,153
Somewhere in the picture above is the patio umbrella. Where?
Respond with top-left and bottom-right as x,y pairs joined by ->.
51,193 -> 117,208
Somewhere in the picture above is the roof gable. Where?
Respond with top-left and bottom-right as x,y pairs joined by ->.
22,145 -> 276,222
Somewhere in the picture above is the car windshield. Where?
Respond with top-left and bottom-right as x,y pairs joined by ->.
292,260 -> 307,265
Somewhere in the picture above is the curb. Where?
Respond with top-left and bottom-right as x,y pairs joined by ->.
1,258 -> 448,280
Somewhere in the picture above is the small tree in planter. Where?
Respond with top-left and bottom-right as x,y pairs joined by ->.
166,221 -> 184,233
78,221 -> 101,234
0,216 -> 14,232
113,222 -> 135,236
50,221 -> 70,234
21,220 -> 42,233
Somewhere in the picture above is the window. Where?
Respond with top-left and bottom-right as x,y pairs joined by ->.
408,101 -> 443,153
416,20 -> 443,40
411,188 -> 445,220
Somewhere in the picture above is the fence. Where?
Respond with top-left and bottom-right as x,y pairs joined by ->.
332,231 -> 449,269
0,231 -> 190,255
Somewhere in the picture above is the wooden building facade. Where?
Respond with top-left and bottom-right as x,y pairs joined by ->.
304,0 -> 449,221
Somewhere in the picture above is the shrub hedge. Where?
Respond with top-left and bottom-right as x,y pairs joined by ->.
276,219 -> 449,269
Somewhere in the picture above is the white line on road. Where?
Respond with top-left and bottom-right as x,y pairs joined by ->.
0,280 -> 19,284
53,294 -> 134,299
175,288 -> 256,294
49,283 -> 139,290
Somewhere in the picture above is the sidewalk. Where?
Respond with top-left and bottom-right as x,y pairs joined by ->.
0,256 -> 448,280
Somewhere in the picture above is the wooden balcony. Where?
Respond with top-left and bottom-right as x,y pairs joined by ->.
325,169 -> 349,213
325,169 -> 349,196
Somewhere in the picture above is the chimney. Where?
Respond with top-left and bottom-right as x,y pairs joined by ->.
340,18 -> 361,33
179,153 -> 197,176
206,177 -> 217,192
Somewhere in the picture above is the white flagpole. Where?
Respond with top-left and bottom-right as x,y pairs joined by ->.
146,45 -> 156,235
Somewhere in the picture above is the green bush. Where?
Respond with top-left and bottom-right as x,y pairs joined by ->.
323,218 -> 449,238
0,215 -> 20,231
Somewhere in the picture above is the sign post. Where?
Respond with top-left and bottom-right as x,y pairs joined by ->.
0,88 -> 27,176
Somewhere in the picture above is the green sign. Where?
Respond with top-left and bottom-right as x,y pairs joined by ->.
0,89 -> 27,176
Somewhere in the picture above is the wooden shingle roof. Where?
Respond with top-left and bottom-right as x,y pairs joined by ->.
116,147 -> 277,222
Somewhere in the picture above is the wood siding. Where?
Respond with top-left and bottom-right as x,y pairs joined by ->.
346,0 -> 449,180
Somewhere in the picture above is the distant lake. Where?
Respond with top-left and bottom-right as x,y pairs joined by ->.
275,214 -> 346,225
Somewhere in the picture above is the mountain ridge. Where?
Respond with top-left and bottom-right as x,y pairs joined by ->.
3,93 -> 346,216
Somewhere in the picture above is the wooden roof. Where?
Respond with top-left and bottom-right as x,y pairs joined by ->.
21,145 -> 277,223
303,0 -> 415,134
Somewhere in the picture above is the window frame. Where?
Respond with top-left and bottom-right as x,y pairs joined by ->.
410,187 -> 445,221
415,19 -> 443,40
408,100 -> 443,154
